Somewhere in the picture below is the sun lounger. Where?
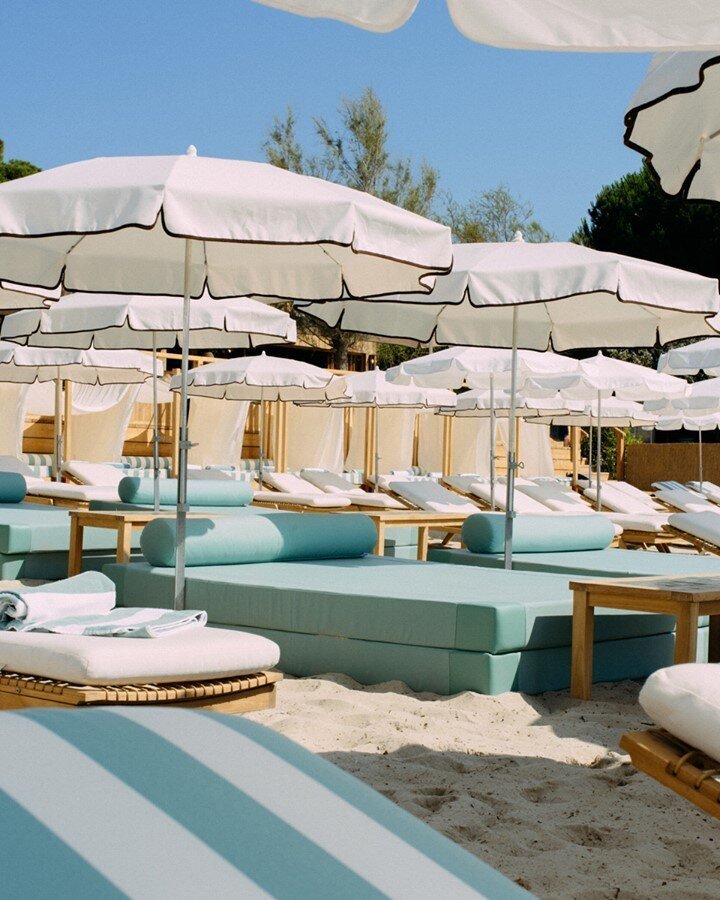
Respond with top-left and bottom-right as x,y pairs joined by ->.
606,480 -> 667,510
620,664 -> 720,820
104,512 -> 689,696
687,481 -> 720,505
384,479 -> 481,514
666,511 -> 720,555
0,707 -> 527,898
655,488 -> 720,514
253,491 -> 353,510
299,468 -> 406,509
429,512 -> 720,579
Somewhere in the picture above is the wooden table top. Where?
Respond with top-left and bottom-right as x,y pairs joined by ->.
339,509 -> 468,524
570,574 -> 720,601
68,509 -> 202,525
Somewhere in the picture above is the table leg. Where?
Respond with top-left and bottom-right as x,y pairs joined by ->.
68,519 -> 84,577
374,521 -> 385,557
571,590 -> 594,700
674,603 -> 700,664
708,614 -> 720,664
417,526 -> 429,561
117,523 -> 134,564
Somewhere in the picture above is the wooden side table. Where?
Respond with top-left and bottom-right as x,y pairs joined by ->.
342,510 -> 465,560
68,510 -> 183,576
570,575 -> 720,700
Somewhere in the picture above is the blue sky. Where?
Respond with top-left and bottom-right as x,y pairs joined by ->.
2,1 -> 651,239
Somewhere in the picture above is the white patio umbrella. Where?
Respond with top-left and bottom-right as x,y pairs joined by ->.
299,235 -> 719,566
2,294 -> 297,510
254,1 -> 720,51
437,389 -> 572,508
302,369 -> 455,486
645,377 -> 720,414
647,411 -> 720,491
659,338 -> 720,377
0,148 -> 451,610
0,285 -> 53,311
0,342 -> 160,480
170,353 -> 346,479
625,53 -> 720,202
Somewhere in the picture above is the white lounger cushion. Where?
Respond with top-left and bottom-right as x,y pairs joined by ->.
517,484 -> 594,514
25,482 -> 121,502
640,664 -> 720,762
443,474 -> 485,493
583,485 -> 657,515
654,489 -> 718,514
688,481 -> 720,505
0,626 -> 280,685
263,472 -> 323,494
300,469 -> 405,509
62,461 -> 126,488
253,491 -> 351,508
603,513 -> 668,534
607,481 -> 666,511
668,511 -> 720,546
469,482 -> 552,514
389,481 -> 479,513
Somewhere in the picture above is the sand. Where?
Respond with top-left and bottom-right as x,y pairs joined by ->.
249,675 -> 720,899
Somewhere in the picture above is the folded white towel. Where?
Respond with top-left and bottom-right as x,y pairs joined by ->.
12,607 -> 207,639
0,572 -> 116,629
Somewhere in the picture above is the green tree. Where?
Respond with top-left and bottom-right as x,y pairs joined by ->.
0,140 -> 40,183
264,88 -> 440,368
445,185 -> 553,244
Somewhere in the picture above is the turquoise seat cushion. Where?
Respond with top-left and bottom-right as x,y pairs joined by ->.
429,546 -> 720,579
107,558 -> 676,655
463,512 -> 614,555
118,477 -> 253,508
0,503 -> 140,554
141,513 -> 378,567
0,472 -> 27,504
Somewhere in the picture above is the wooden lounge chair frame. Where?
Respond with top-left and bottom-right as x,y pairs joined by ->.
665,524 -> 720,557
0,669 -> 282,714
620,728 -> 720,820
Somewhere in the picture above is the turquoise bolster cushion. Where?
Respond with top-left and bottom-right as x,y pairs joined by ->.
462,513 -> 615,555
141,513 -> 378,567
118,477 -> 252,507
0,472 -> 27,504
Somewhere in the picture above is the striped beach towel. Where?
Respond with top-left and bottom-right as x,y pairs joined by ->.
0,572 -> 115,630
0,708 -> 529,898
13,607 -> 207,639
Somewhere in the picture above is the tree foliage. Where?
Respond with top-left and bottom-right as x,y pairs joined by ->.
445,185 -> 552,244
0,140 -> 40,183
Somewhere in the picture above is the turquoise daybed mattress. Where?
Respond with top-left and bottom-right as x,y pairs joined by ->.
103,512 -> 708,696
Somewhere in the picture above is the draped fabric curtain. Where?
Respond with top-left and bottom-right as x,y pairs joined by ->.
0,383 -> 30,458
285,404 -> 344,472
416,413 -> 495,475
377,408 -> 417,472
70,385 -> 141,462
496,419 -> 554,477
188,397 -> 250,468
344,408 -> 367,472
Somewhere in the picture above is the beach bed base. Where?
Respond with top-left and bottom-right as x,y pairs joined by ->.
620,729 -> 720,820
666,525 -> 720,557
0,669 -> 282,713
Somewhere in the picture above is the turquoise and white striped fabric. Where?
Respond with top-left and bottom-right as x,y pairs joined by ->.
0,709 -> 529,899
13,606 -> 207,638
0,572 -> 115,630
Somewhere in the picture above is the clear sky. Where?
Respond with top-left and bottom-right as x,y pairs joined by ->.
2,1 -> 652,239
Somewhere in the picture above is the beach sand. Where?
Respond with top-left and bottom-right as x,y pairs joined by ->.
249,675 -> 719,899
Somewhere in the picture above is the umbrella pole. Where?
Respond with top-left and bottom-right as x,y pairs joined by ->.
596,390 -> 602,512
503,308 -> 519,570
54,377 -> 63,482
489,373 -> 496,510
258,388 -> 265,485
699,428 -> 704,491
374,406 -> 380,488
152,333 -> 160,514
173,238 -> 193,612
588,419 -> 593,485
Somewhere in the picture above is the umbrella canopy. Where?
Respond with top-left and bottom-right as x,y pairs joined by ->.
0,285 -> 53,311
658,338 -> 720,376
0,148 -> 451,611
254,1 -> 720,51
646,377 -> 720,413
324,368 -> 454,409
0,341 -> 159,385
386,347 -> 578,389
438,389 -> 570,418
534,398 -> 657,429
651,411 -> 720,431
526,352 -> 688,402
298,238 -> 720,351
1,293 -> 297,349
625,52 -> 720,202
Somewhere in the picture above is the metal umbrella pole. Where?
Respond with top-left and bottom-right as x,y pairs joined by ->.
489,373 -> 496,510
699,427 -> 704,491
587,416 -> 593,486
257,387 -> 265,484
503,307 -> 519,570
152,333 -> 160,513
173,238 -> 193,612
374,405 -> 381,488
595,390 -> 603,512
54,376 -> 63,482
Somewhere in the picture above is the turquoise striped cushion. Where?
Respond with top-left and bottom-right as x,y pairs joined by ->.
0,709 -> 527,898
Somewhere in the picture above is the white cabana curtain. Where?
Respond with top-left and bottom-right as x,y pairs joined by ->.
71,383 -> 132,413
285,404 -> 344,471
416,412 -> 444,473
188,397 -> 250,468
378,408 -> 417,472
0,383 -> 30,458
417,414 -> 496,475
496,420 -> 554,477
344,409 -> 367,472
70,385 -> 141,463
